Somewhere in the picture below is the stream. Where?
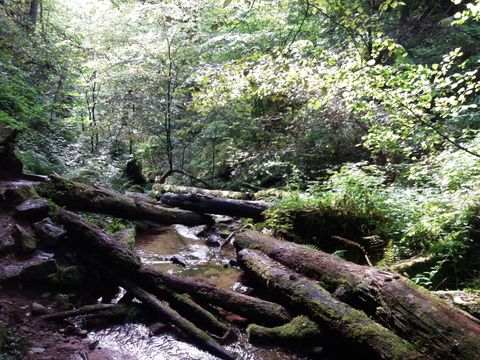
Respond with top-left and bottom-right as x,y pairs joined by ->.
86,224 -> 310,360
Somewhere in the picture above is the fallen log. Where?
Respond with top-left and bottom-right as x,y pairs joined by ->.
153,184 -> 251,200
238,249 -> 422,360
136,267 -> 292,326
41,303 -> 141,321
160,193 -> 270,220
235,230 -> 480,360
118,279 -> 237,360
38,175 -> 213,226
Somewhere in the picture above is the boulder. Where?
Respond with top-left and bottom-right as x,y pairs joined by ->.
170,255 -> 189,267
13,224 -> 37,254
0,236 -> 15,254
205,234 -> 222,247
15,198 -> 50,220
33,218 -> 66,248
47,266 -> 86,289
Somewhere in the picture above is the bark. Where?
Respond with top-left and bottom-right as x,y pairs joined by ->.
40,303 -> 141,321
153,184 -> 251,200
160,193 -> 270,220
38,175 -> 213,226
238,249 -> 422,360
136,267 -> 292,326
235,230 -> 480,360
28,0 -> 40,28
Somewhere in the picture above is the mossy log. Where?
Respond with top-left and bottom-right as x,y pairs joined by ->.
160,192 -> 270,220
238,249 -> 422,360
37,175 -> 213,226
153,184 -> 251,200
247,315 -> 322,346
136,267 -> 292,326
235,230 -> 480,360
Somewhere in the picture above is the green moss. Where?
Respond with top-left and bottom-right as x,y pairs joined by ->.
247,316 -> 322,345
47,266 -> 86,288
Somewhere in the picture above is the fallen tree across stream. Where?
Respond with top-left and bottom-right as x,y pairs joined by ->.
160,192 -> 270,220
234,230 -> 480,360
37,175 -> 213,226
238,249 -> 422,360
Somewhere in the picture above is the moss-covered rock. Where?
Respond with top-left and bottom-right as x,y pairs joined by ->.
47,266 -> 86,289
13,225 -> 37,254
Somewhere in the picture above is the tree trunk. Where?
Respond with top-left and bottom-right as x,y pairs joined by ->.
38,175 -> 213,226
28,0 -> 40,29
238,249 -> 422,360
234,230 -> 480,360
160,193 -> 269,220
0,129 -> 23,178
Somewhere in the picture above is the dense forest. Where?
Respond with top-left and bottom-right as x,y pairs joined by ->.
1,0 -> 480,359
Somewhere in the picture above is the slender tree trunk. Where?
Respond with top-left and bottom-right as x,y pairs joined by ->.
28,0 -> 39,30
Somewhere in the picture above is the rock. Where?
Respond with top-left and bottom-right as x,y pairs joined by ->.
53,294 -> 74,309
0,253 -> 57,282
20,259 -> 58,282
78,329 -> 88,337
33,218 -> 66,248
0,236 -> 15,254
170,255 -> 189,267
190,225 -> 208,237
88,340 -> 100,350
228,259 -> 239,268
31,302 -> 49,315
47,266 -> 86,289
205,234 -> 222,247
13,224 -> 37,254
173,224 -> 200,240
231,282 -> 253,295
434,290 -> 480,319
15,198 -> 50,219
0,264 -> 23,280
29,347 -> 46,354
149,322 -> 168,335
114,228 -> 136,249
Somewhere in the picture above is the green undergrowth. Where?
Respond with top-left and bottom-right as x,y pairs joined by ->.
0,326 -> 27,360
264,139 -> 480,289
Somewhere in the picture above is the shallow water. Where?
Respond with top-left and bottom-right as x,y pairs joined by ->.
89,323 -> 308,360
136,227 -> 240,289
88,225 -> 310,360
